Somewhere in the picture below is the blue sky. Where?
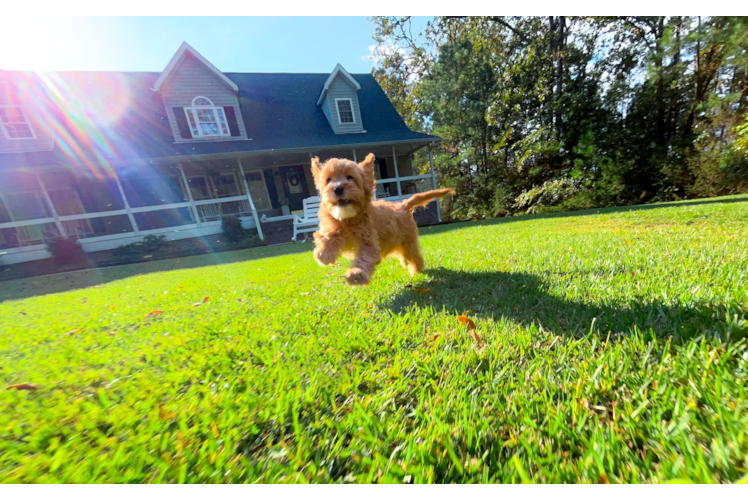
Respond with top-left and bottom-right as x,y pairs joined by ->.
0,17 -> 431,74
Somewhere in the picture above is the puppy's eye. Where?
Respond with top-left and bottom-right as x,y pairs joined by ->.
346,176 -> 354,181
326,178 -> 331,185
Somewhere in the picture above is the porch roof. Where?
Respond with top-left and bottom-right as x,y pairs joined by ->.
0,71 -> 439,172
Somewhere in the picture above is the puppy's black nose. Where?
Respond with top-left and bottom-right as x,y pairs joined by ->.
334,186 -> 344,196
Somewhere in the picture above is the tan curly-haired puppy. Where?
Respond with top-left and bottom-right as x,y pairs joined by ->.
311,153 -> 454,286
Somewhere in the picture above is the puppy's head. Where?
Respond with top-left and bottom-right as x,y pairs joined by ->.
311,153 -> 376,221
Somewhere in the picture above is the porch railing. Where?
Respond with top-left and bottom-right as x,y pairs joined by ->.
1,144 -> 439,259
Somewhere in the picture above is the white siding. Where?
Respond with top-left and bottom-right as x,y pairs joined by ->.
0,101 -> 54,154
160,55 -> 247,142
322,75 -> 364,135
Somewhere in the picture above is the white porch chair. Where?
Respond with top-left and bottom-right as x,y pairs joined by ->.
292,196 -> 320,242
238,199 -> 252,217
375,186 -> 391,199
62,219 -> 91,238
198,203 -> 222,222
16,225 -> 44,246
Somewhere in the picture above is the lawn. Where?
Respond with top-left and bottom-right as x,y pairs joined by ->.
1,195 -> 748,484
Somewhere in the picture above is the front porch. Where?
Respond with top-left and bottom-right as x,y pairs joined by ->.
0,143 -> 440,264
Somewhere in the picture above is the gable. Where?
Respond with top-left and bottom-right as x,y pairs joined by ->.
160,54 -> 247,142
319,73 -> 364,135
153,42 -> 238,93
316,63 -> 360,105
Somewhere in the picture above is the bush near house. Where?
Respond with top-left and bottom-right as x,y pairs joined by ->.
221,216 -> 265,248
45,236 -> 87,266
111,235 -> 173,263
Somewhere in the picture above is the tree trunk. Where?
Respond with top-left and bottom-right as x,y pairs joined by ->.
665,16 -> 681,144
655,16 -> 666,149
549,16 -> 556,133
555,16 -> 565,133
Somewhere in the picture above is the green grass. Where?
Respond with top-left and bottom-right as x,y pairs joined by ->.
2,195 -> 748,484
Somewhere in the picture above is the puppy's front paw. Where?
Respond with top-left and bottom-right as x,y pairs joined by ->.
314,247 -> 337,266
345,267 -> 370,286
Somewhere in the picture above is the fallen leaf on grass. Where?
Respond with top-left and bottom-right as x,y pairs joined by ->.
457,315 -> 476,330
110,306 -> 115,311
326,271 -> 334,275
469,330 -> 485,348
625,240 -> 632,245
299,292 -> 310,296
415,288 -> 433,293
193,303 -> 203,307
18,311 -> 26,316
65,329 -> 82,336
237,298 -> 245,303
597,474 -> 610,484
6,384 -> 38,391
158,405 -> 175,420
145,310 -> 164,318
203,296 -> 210,303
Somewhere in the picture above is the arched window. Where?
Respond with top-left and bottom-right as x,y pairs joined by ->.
183,96 -> 230,137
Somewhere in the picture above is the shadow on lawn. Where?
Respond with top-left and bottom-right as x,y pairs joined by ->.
384,268 -> 740,341
419,195 -> 748,238
0,242 -> 313,303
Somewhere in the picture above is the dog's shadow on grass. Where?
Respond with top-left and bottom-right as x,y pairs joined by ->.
382,268 -> 739,341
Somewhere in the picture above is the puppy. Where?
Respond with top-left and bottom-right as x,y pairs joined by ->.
311,153 -> 454,286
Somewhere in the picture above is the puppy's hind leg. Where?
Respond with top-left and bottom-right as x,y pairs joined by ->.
401,242 -> 424,277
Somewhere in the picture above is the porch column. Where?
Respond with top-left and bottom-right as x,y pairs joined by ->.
112,170 -> 140,234
177,164 -> 202,227
428,145 -> 441,222
391,145 -> 402,198
35,174 -> 66,237
237,159 -> 265,242
351,149 -> 357,162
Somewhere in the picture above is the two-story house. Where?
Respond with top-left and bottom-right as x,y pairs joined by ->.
0,42 -> 441,265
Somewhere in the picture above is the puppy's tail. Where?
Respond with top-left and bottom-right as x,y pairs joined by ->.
400,188 -> 455,213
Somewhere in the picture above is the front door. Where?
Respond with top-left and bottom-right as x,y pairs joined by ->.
278,165 -> 309,212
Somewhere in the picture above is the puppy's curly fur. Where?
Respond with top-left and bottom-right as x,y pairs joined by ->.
311,153 -> 454,286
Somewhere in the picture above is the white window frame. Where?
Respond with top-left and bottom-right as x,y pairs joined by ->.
0,190 -> 47,221
186,174 -> 213,200
213,171 -> 241,197
183,96 -> 230,138
0,105 -> 36,140
335,98 -> 356,125
244,170 -> 272,211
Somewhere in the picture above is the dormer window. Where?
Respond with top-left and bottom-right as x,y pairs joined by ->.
184,97 -> 230,137
0,106 -> 35,140
336,99 -> 355,124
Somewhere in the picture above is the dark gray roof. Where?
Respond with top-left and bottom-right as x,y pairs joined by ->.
0,71 -> 438,170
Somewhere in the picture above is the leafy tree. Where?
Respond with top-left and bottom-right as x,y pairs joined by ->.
369,16 -> 748,219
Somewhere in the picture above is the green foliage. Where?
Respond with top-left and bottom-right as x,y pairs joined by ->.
142,235 -> 169,253
371,16 -> 748,219
221,215 -> 246,244
1,197 -> 748,482
514,178 -> 582,214
112,235 -> 172,262
45,236 -> 87,266
220,216 -> 264,248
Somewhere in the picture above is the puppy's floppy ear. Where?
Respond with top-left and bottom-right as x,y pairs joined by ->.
311,156 -> 322,179
358,153 -> 376,173
358,153 -> 376,196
